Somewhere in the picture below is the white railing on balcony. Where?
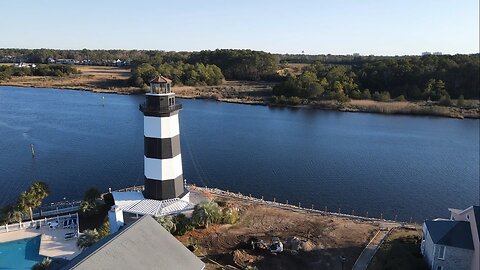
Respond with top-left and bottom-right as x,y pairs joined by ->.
0,213 -> 79,234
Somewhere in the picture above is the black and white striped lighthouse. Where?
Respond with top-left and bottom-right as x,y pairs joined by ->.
139,76 -> 185,200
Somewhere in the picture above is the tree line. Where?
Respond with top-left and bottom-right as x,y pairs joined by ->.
130,62 -> 224,88
1,48 -> 478,101
0,64 -> 79,80
273,54 -> 479,104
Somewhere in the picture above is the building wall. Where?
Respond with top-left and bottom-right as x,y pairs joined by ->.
423,223 -> 474,270
432,244 -> 473,270
450,207 -> 479,270
422,226 -> 436,266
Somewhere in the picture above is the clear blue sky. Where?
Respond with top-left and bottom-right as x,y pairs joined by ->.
1,0 -> 478,55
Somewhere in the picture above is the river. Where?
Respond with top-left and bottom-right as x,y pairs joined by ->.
0,86 -> 478,221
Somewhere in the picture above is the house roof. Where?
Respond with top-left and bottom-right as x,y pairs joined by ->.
449,205 -> 480,243
111,191 -> 194,217
62,215 -> 204,270
425,220 -> 474,250
150,75 -> 172,84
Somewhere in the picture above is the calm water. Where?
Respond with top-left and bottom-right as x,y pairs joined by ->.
0,236 -> 44,269
0,86 -> 478,221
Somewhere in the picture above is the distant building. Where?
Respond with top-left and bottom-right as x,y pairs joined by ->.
422,52 -> 432,56
13,62 -> 36,68
62,215 -> 204,270
421,206 -> 479,270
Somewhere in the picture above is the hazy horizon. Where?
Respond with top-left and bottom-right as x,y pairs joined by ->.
1,0 -> 479,56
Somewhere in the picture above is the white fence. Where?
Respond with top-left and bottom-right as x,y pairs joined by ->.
0,213 -> 79,234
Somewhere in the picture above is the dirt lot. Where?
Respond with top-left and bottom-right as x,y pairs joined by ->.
179,189 -> 378,270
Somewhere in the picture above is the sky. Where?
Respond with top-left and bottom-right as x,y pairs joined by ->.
1,0 -> 478,55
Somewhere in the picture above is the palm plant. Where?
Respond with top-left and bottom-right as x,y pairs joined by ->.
79,187 -> 100,216
9,208 -> 25,223
192,200 -> 221,229
17,181 -> 49,221
76,229 -> 100,250
155,215 -> 176,233
32,257 -> 52,270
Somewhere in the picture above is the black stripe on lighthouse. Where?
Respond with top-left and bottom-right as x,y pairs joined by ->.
144,175 -> 185,199
144,135 -> 181,159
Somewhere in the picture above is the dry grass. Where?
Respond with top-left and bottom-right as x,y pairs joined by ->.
0,65 -> 141,94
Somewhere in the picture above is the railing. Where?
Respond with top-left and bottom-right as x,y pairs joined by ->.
0,213 -> 79,234
32,201 -> 82,219
139,103 -> 182,114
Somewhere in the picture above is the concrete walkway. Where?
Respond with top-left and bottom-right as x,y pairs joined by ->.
352,229 -> 390,270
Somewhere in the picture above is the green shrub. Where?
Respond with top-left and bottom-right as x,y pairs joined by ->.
192,200 -> 222,229
457,95 -> 465,107
155,215 -> 176,233
373,91 -> 391,102
173,214 -> 194,235
438,94 -> 452,106
222,207 -> 240,224
394,95 -> 407,102
361,89 -> 372,99
32,257 -> 52,270
288,96 -> 301,105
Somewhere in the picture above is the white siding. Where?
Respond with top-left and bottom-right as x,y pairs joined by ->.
144,155 -> 183,180
144,115 -> 179,139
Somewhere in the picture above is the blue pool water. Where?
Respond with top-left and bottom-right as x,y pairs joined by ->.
0,236 -> 44,269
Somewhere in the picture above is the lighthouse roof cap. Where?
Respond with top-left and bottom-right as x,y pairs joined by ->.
150,75 -> 172,84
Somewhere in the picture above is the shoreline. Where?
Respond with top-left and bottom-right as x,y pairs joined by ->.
1,80 -> 478,119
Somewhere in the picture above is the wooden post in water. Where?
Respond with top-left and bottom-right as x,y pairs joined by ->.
286,200 -> 288,205
30,144 -> 35,158
338,208 -> 341,214
366,211 -> 369,218
325,206 -> 327,213
102,96 -> 105,106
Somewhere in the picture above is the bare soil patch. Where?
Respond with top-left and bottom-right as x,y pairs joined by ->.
179,190 -> 378,270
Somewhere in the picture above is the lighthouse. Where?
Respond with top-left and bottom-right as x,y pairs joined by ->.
139,76 -> 185,200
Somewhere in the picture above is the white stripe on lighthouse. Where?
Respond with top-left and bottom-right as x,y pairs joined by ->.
144,115 -> 180,139
144,154 -> 183,180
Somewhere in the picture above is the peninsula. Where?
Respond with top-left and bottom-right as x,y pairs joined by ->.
0,49 -> 479,119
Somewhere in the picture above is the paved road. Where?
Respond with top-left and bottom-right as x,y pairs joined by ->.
352,229 -> 390,270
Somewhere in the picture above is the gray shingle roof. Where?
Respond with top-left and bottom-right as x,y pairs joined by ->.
62,215 -> 204,270
425,220 -> 474,250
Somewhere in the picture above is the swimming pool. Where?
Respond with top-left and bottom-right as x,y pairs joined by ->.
0,236 -> 44,269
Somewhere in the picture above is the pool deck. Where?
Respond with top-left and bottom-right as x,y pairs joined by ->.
0,227 -> 81,260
